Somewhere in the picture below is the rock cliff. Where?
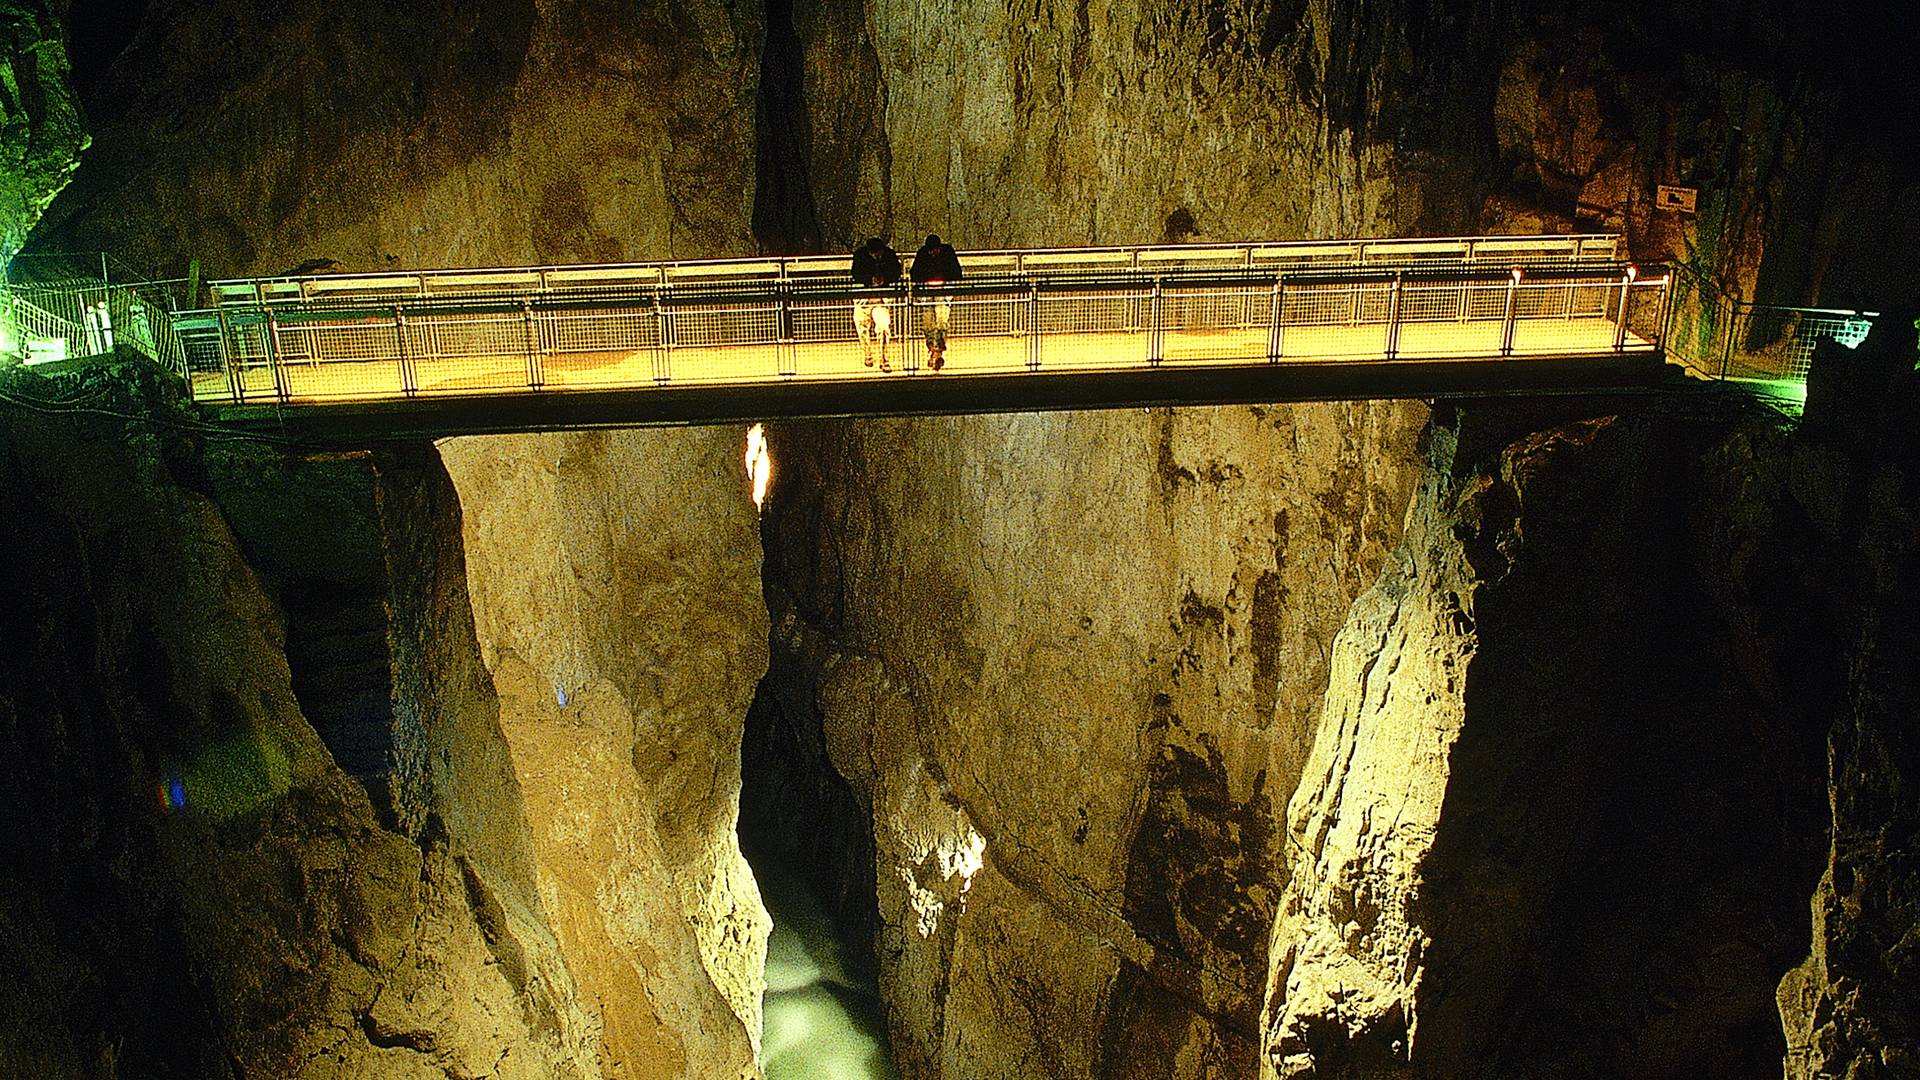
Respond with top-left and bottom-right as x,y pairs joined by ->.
1774,315 -> 1920,1078
1261,395 -> 1838,1076
0,0 -> 84,256
750,402 -> 1426,1078
439,430 -> 773,1080
0,363 -> 601,1077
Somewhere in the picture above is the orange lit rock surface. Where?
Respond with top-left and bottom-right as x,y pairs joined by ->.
753,402 -> 1427,1078
438,429 -> 772,1080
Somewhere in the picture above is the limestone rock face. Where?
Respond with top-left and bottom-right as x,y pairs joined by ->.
0,0 -> 85,256
754,402 -> 1426,1078
438,428 -> 773,1080
1261,399 -> 1839,1077
786,0 -> 1917,312
1774,318 -> 1920,1078
0,365 -> 598,1078
34,0 -> 765,275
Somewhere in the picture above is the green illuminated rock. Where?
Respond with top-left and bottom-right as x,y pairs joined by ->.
0,0 -> 85,259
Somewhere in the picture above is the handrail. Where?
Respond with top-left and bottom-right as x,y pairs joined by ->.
175,258 -> 1669,408
207,233 -> 1624,307
1662,263 -> 1876,386
2,278 -> 191,376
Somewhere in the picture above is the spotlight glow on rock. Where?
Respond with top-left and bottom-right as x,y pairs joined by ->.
745,423 -> 772,510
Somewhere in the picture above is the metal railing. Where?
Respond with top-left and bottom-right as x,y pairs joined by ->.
1,278 -> 191,375
1,289 -> 89,365
1664,267 -> 1876,389
202,233 -> 1622,309
175,254 -> 1669,407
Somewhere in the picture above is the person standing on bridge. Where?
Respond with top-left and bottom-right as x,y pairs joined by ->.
911,234 -> 963,371
850,237 -> 902,371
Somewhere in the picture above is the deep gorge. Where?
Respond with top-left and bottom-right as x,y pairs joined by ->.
3,0 -> 1917,1076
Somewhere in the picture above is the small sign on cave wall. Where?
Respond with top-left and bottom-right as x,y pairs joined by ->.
1656,185 -> 1699,214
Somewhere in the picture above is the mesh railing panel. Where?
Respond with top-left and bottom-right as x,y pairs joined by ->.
175,264 -> 1664,404
1726,309 -> 1872,383
541,305 -> 659,354
1037,291 -> 1137,336
671,303 -> 781,349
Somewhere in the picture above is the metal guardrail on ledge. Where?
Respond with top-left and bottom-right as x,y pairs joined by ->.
1663,267 -> 1876,398
172,235 -> 1665,408
2,256 -> 193,376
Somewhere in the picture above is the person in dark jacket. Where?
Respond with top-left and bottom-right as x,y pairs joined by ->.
910,234 -> 963,370
849,237 -> 902,370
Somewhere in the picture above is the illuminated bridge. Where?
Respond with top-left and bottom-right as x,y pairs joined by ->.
6,234 -> 1736,438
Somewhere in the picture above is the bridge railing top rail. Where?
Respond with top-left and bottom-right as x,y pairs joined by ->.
208,234 -> 1622,308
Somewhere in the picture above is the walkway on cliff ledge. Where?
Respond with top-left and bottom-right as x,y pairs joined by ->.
167,234 -> 1678,439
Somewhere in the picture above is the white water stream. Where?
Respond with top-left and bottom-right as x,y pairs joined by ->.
759,876 -> 899,1079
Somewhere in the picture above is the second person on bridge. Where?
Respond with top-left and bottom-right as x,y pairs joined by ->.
911,234 -> 963,371
850,237 -> 903,372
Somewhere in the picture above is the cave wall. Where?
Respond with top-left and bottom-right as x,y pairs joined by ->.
1,0 -> 85,258
776,0 -> 1919,308
1775,317 -> 1920,1078
9,0 -> 1918,1075
1261,397 -> 1838,1077
437,429 -> 773,1080
0,364 -> 604,1077
753,402 -> 1426,1078
12,3 -> 782,1070
31,0 -> 767,276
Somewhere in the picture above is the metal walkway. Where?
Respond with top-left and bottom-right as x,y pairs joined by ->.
163,234 -> 1675,437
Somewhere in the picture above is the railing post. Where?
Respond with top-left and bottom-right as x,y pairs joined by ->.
1027,283 -> 1042,371
652,291 -> 671,383
1613,267 -> 1635,352
1128,250 -> 1142,331
1267,277 -> 1284,362
395,307 -> 417,397
1148,278 -> 1164,367
1241,247 -> 1256,328
522,300 -> 544,388
1385,274 -> 1403,359
266,310 -> 291,403
217,307 -> 243,403
777,284 -> 796,378
1720,301 -> 1740,380
1501,269 -> 1519,357
1654,274 -> 1673,354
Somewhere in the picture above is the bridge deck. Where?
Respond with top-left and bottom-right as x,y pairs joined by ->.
174,234 -> 1671,437
195,318 -> 1645,402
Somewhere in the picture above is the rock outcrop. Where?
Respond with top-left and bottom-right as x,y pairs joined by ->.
1258,388 -> 1894,1076
439,429 -> 773,1080
1775,315 -> 1920,1077
0,0 -> 84,257
752,402 -> 1426,1078
0,363 -> 599,1077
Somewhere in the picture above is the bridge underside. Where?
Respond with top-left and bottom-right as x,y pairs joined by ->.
207,350 -> 1671,442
